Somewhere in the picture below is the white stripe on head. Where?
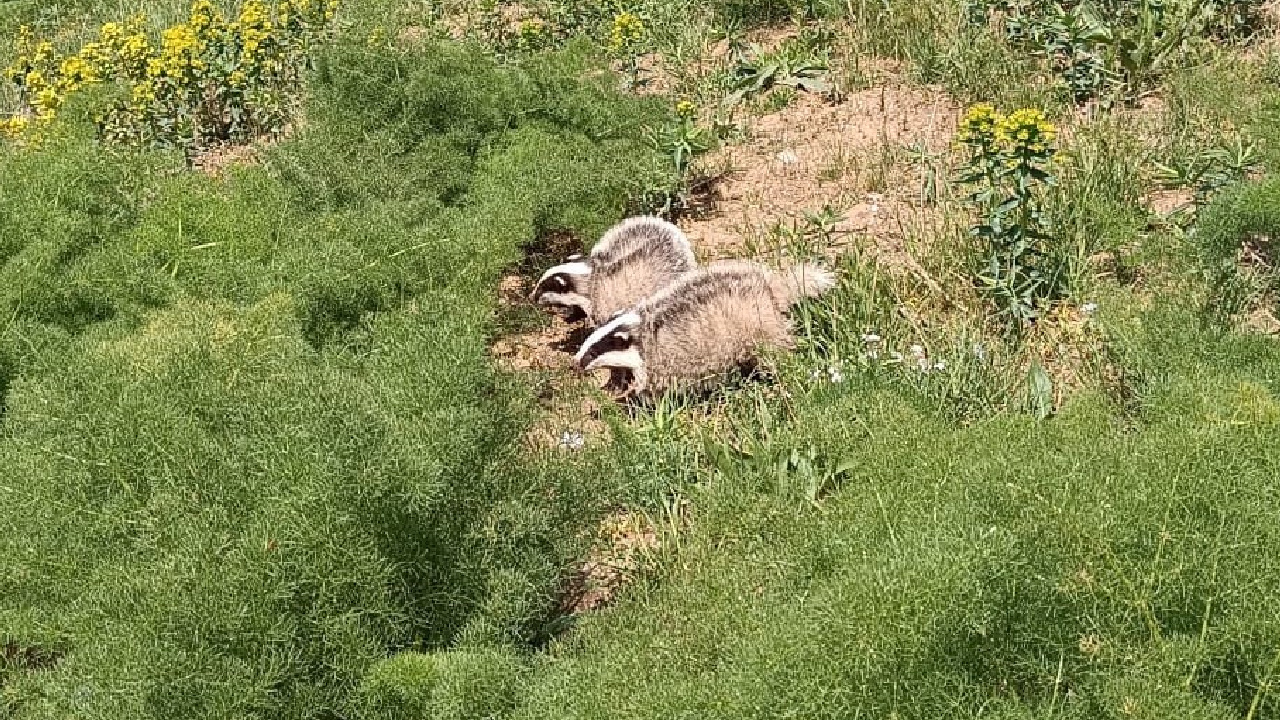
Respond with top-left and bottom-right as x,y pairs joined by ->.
536,291 -> 592,315
574,311 -> 641,367
584,348 -> 644,373
536,261 -> 592,286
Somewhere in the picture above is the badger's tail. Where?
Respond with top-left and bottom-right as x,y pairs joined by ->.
769,261 -> 837,308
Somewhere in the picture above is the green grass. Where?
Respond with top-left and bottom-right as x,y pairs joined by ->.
0,33 -> 669,719
512,310 -> 1280,719
5,1 -> 1280,719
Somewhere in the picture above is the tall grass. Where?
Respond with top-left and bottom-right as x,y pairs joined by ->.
0,35 -> 668,719
512,313 -> 1280,719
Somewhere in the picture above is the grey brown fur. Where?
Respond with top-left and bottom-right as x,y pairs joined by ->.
531,216 -> 697,326
573,259 -> 835,398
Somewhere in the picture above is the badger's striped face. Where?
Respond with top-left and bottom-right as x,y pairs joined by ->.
530,260 -> 593,317
573,311 -> 643,373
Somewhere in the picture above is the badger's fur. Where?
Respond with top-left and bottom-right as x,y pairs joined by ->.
572,259 -> 836,398
530,216 -> 697,325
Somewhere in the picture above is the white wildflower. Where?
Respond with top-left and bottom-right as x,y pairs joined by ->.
909,344 -> 925,357
1081,302 -> 1098,316
828,366 -> 845,383
558,430 -> 585,451
862,332 -> 881,344
934,360 -> 947,371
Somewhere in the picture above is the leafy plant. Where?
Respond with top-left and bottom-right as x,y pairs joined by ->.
1152,135 -> 1259,226
608,10 -> 646,89
646,99 -> 716,215
966,0 -> 1244,104
955,103 -> 1064,328
724,31 -> 832,106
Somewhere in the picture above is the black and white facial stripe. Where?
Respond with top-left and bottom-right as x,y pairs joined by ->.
572,311 -> 643,373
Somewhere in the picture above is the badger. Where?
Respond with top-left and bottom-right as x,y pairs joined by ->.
530,216 -> 697,326
572,259 -> 836,398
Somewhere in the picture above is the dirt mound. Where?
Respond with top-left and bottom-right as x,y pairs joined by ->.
679,82 -> 961,266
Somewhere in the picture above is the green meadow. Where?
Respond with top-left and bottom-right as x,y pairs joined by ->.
3,0 -> 1280,718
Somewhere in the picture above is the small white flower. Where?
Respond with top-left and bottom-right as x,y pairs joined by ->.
777,149 -> 799,165
934,360 -> 947,371
916,357 -> 931,372
558,430 -> 585,451
909,344 -> 925,357
861,333 -> 881,344
1081,302 -> 1098,316
811,368 -> 825,380
973,342 -> 987,361
828,367 -> 845,383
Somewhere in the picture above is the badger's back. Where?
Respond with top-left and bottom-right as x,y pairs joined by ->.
637,265 -> 792,393
590,216 -> 694,266
586,223 -> 697,325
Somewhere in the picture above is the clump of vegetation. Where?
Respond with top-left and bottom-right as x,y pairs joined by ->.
966,0 -> 1270,104
0,32 -> 669,718
2,0 -> 338,155
955,103 -> 1063,327
355,648 -> 523,720
608,10 -> 646,88
724,29 -> 832,107
645,98 -> 716,214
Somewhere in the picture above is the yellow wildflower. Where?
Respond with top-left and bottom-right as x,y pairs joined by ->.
957,103 -> 999,145
24,70 -> 48,92
156,23 -> 205,78
675,99 -> 696,119
519,18 -> 545,40
131,80 -> 157,105
34,87 -> 61,119
236,0 -> 275,65
58,54 -> 100,90
609,11 -> 644,53
994,108 -> 1056,156
0,116 -> 30,140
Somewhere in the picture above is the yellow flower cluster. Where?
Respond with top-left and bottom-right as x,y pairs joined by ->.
190,0 -> 227,39
994,108 -> 1056,155
519,19 -> 545,40
957,104 -> 1057,159
237,0 -> 275,68
609,12 -> 644,53
150,24 -> 207,81
1,0 -> 340,146
957,103 -> 999,145
98,18 -> 156,81
0,115 -> 29,140
675,99 -> 696,120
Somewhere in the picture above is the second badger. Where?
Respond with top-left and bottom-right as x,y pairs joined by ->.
530,216 -> 697,326
572,260 -> 836,398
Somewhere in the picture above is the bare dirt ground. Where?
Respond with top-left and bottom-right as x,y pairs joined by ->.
680,83 -> 960,260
